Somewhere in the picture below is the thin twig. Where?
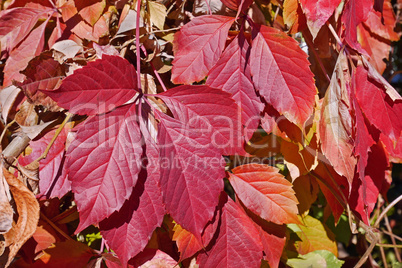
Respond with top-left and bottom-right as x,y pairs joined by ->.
384,214 -> 402,262
355,232 -> 379,268
0,120 -> 16,145
35,113 -> 72,162
379,246 -> 388,268
382,229 -> 402,242
375,194 -> 402,228
326,21 -> 344,48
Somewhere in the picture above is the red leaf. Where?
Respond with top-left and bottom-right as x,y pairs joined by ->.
351,75 -> 375,210
18,128 -> 68,200
355,66 -> 402,142
319,53 -> 356,186
171,15 -> 235,84
341,0 -> 373,51
349,142 -> 389,224
363,0 -> 398,41
250,25 -> 316,128
0,7 -> 50,53
206,33 -> 264,140
299,0 -> 342,39
158,85 -> 245,155
18,52 -> 65,112
173,213 -> 218,261
99,119 -> 164,266
220,0 -> 253,11
3,18 -> 49,85
157,111 -> 225,242
67,104 -> 142,233
229,164 -> 300,224
197,197 -> 263,268
45,55 -> 138,115
357,23 -> 392,74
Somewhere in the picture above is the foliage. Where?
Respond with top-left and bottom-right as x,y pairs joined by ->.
0,0 -> 401,267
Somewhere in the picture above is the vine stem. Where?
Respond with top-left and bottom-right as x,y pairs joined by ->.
136,0 -> 142,93
375,194 -> 402,227
35,113 -> 73,162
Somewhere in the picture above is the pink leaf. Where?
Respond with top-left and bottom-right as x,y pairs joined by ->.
197,198 -> 263,268
45,55 -> 138,115
250,25 -> 316,128
157,111 -> 225,242
0,7 -> 50,53
19,128 -> 68,200
206,33 -> 264,140
3,18 -> 49,86
355,66 -> 402,142
229,164 -> 300,224
171,15 -> 235,84
158,85 -> 245,155
67,104 -> 142,233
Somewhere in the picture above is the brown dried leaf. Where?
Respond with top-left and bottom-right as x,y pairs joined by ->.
14,101 -> 38,127
2,168 -> 40,267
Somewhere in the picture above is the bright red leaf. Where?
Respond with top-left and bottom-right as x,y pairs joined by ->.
341,0 -> 373,52
98,119 -> 164,266
67,104 -> 143,233
250,25 -> 316,128
355,66 -> 402,142
229,164 -> 300,224
299,0 -> 342,39
45,55 -> 138,115
157,111 -> 225,242
197,197 -> 263,268
171,15 -> 235,84
206,33 -> 264,140
158,85 -> 245,155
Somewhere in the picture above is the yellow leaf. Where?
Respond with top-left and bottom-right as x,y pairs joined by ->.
148,1 -> 167,30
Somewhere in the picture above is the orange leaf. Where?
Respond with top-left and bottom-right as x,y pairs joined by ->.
229,164 -> 300,224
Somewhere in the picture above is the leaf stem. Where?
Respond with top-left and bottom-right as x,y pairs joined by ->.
136,0 -> 142,93
139,45 -> 167,92
35,113 -> 72,162
204,0 -> 212,15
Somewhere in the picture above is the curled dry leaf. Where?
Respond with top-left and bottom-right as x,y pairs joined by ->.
1,168 -> 40,267
0,85 -> 21,124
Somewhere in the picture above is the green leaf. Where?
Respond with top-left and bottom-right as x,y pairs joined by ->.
287,250 -> 344,268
